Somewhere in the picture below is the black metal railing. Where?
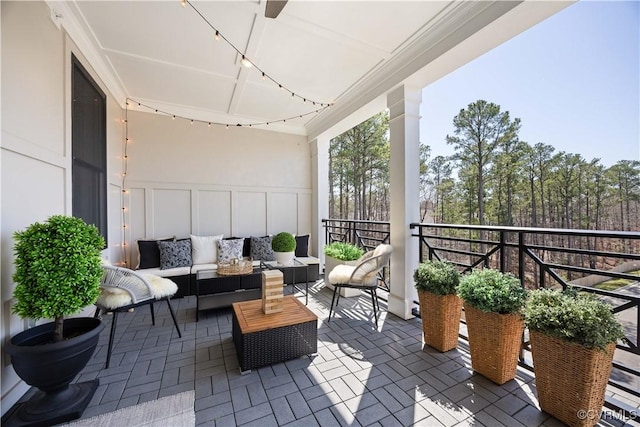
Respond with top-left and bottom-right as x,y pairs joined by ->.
322,218 -> 390,250
322,219 -> 391,292
321,218 -> 639,413
410,222 -> 640,412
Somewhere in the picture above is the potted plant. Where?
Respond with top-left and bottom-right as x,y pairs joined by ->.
272,231 -> 296,266
323,242 -> 365,297
5,215 -> 106,425
413,260 -> 461,352
457,268 -> 527,384
524,288 -> 623,427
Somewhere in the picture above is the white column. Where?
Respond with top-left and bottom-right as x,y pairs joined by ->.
310,136 -> 330,262
387,85 -> 421,320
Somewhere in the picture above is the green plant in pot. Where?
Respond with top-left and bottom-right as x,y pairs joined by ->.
324,242 -> 365,297
524,287 -> 623,427
5,215 -> 106,425
414,260 -> 461,352
272,231 -> 296,266
457,268 -> 527,384
324,242 -> 364,261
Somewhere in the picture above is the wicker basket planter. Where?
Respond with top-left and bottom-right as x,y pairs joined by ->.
418,291 -> 462,352
464,304 -> 524,384
530,331 -> 615,427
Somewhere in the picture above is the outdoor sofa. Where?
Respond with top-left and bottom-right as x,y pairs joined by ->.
134,235 -> 320,300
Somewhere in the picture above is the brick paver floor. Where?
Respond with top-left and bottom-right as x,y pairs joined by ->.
28,280 -> 637,426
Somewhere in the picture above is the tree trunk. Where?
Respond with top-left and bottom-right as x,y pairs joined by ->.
54,315 -> 64,343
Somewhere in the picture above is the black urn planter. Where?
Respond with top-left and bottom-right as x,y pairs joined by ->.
3,317 -> 104,427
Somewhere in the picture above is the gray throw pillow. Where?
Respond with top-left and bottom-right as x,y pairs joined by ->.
158,239 -> 192,269
218,238 -> 244,263
250,236 -> 275,261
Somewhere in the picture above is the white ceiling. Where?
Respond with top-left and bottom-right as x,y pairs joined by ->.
55,0 -> 572,136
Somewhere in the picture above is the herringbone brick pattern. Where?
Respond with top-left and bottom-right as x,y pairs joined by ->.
42,281 -> 633,426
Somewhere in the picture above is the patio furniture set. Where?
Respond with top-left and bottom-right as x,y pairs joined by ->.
133,234 -> 320,298
98,241 -> 393,374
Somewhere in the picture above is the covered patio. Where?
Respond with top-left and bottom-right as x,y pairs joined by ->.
18,283 -> 620,427
13,280 -> 634,426
3,0 -> 638,424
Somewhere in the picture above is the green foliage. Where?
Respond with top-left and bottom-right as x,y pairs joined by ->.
271,232 -> 296,252
413,260 -> 460,295
12,215 -> 105,323
524,288 -> 624,350
323,242 -> 364,261
329,111 -> 390,221
457,269 -> 526,314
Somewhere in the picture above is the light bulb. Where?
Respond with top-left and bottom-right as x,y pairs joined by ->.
240,55 -> 252,68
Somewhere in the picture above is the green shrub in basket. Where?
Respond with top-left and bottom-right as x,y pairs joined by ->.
457,268 -> 527,314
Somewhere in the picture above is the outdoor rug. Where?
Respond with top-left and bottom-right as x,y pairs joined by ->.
60,390 -> 195,427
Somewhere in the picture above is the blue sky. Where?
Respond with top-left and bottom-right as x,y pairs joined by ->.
420,0 -> 640,167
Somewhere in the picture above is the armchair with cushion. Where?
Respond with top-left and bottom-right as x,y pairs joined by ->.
95,265 -> 182,368
327,244 -> 393,327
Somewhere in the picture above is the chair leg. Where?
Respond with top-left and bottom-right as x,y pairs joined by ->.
165,298 -> 182,338
94,306 -> 101,318
328,286 -> 339,322
370,288 -> 378,328
149,301 -> 156,325
105,311 -> 118,369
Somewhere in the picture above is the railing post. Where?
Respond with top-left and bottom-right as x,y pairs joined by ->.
417,224 -> 424,262
323,219 -> 327,246
518,231 -> 525,286
500,231 -> 506,273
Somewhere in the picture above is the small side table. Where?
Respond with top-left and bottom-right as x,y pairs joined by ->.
232,296 -> 318,372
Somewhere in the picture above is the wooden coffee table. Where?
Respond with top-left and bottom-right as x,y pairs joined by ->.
232,296 -> 317,372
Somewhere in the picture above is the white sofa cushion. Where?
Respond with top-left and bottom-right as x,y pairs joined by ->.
191,234 -> 223,265
191,263 -> 218,274
138,266 -> 191,278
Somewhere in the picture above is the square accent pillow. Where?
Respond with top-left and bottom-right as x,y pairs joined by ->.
295,234 -> 310,257
158,239 -> 192,269
190,234 -> 223,264
137,237 -> 174,269
218,238 -> 245,263
250,236 -> 275,261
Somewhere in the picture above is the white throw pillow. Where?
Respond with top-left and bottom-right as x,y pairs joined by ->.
190,234 -> 223,265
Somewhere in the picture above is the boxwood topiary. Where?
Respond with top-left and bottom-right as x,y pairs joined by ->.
12,215 -> 105,343
271,232 -> 296,252
323,242 -> 364,261
524,287 -> 623,350
413,260 -> 460,295
457,268 -> 527,314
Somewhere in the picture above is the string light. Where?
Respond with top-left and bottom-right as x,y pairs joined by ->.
240,55 -> 252,68
182,0 -> 332,107
128,97 -> 330,128
120,100 -> 131,267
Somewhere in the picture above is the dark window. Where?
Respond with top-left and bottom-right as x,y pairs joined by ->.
72,55 -> 107,244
